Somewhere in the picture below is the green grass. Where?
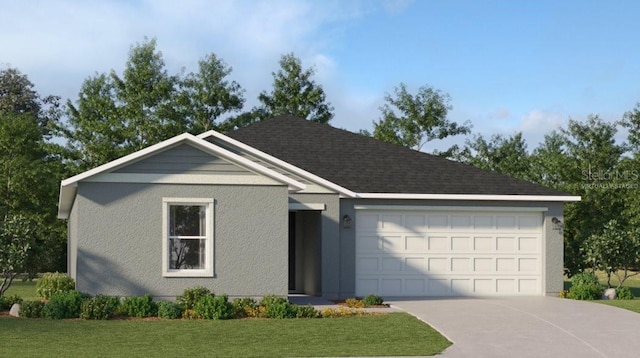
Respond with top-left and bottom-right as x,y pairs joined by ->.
565,270 -> 640,314
3,280 -> 38,300
0,313 -> 451,357
1,281 -> 450,356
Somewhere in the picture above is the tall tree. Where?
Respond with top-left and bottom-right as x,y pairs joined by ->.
0,67 -> 66,275
178,54 -> 244,133
369,83 -> 471,154
455,132 -> 532,181
531,115 -> 626,276
256,53 -> 334,123
65,38 -> 244,170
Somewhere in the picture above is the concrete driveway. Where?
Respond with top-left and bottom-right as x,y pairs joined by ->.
389,297 -> 640,358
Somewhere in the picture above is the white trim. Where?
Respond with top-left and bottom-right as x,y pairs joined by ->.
199,130 -> 357,198
354,205 -> 549,212
354,193 -> 581,202
288,203 -> 326,211
162,198 -> 215,278
86,173 -> 282,186
58,133 -> 306,219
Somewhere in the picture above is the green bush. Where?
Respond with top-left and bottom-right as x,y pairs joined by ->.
194,294 -> 234,320
362,294 -> 384,306
43,290 -> 85,319
177,286 -> 212,310
295,304 -> 320,318
0,294 -> 23,310
80,295 -> 120,320
20,300 -> 45,318
571,272 -> 599,287
120,294 -> 158,317
157,301 -> 183,319
232,297 -> 257,318
258,295 -> 296,319
36,272 -> 75,299
617,286 -> 635,300
569,272 -> 602,300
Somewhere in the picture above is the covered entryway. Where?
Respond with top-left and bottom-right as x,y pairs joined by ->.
355,207 -> 544,296
288,204 -> 324,296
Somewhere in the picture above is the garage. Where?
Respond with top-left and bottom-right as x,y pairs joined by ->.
355,207 -> 544,297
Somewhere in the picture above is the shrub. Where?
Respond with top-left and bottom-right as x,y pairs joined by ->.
80,295 -> 119,320
258,295 -> 296,319
20,300 -> 45,318
43,290 -> 85,319
362,294 -> 384,306
344,297 -> 365,308
321,307 -> 364,318
569,272 -> 602,300
36,272 -> 75,299
557,290 -> 571,299
617,286 -> 635,300
232,297 -> 257,318
181,309 -> 201,320
0,294 -> 23,310
295,304 -> 320,318
157,301 -> 183,319
194,294 -> 234,320
120,294 -> 158,317
177,286 -> 212,310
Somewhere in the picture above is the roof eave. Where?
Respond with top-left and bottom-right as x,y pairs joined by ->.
354,193 -> 581,202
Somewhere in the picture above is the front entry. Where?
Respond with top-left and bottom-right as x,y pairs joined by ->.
288,210 -> 322,295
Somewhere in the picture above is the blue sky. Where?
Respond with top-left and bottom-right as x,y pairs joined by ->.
2,0 -> 639,151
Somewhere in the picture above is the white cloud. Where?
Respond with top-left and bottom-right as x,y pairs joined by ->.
381,0 -> 414,14
489,107 -> 510,120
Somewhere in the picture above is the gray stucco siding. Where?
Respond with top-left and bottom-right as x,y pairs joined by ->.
339,199 -> 565,298
74,182 -> 288,298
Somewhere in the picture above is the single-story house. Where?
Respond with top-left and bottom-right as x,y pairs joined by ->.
57,115 -> 580,299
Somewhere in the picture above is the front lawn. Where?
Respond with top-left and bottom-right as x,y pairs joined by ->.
3,280 -> 39,300
565,270 -> 640,314
0,313 -> 451,357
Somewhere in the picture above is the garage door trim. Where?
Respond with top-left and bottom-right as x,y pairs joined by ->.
354,205 -> 549,212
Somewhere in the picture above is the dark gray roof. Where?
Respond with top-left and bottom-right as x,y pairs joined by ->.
223,115 -> 569,196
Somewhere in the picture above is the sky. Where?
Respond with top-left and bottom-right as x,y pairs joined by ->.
2,0 -> 640,152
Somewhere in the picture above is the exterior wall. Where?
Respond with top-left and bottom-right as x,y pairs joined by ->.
339,199 -> 566,298
114,144 -> 253,175
289,193 -> 341,299
74,182 -> 288,298
68,198 -> 78,282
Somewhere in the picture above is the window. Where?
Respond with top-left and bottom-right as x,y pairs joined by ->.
162,198 -> 214,277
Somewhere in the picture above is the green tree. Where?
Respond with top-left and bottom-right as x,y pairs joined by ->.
584,220 -> 640,288
455,132 -> 532,181
255,53 -> 334,124
0,214 -> 33,297
0,68 -> 66,276
178,54 -> 245,133
369,83 -> 471,154
531,116 -> 626,276
65,38 -> 244,170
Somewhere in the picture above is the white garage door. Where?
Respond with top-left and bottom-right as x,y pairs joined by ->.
355,208 -> 543,297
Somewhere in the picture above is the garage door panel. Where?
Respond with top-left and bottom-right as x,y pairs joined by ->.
356,210 -> 543,297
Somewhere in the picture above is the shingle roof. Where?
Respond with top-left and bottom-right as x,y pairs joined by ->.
224,115 -> 569,196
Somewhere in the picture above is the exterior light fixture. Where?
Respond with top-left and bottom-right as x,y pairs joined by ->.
342,214 -> 352,229
551,217 -> 563,231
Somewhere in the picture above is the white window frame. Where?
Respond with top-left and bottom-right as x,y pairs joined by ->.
162,197 -> 214,277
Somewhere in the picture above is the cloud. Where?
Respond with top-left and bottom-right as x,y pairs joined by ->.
381,0 -> 414,14
489,107 -> 510,120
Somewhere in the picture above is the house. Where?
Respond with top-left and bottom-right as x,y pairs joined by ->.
57,115 -> 580,299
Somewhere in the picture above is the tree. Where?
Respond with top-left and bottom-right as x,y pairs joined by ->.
531,116 -> 626,276
0,214 -> 32,297
178,54 -> 245,133
255,53 -> 334,124
455,132 -> 533,181
65,38 -> 244,170
370,83 -> 471,154
584,220 -> 640,288
0,68 -> 66,276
